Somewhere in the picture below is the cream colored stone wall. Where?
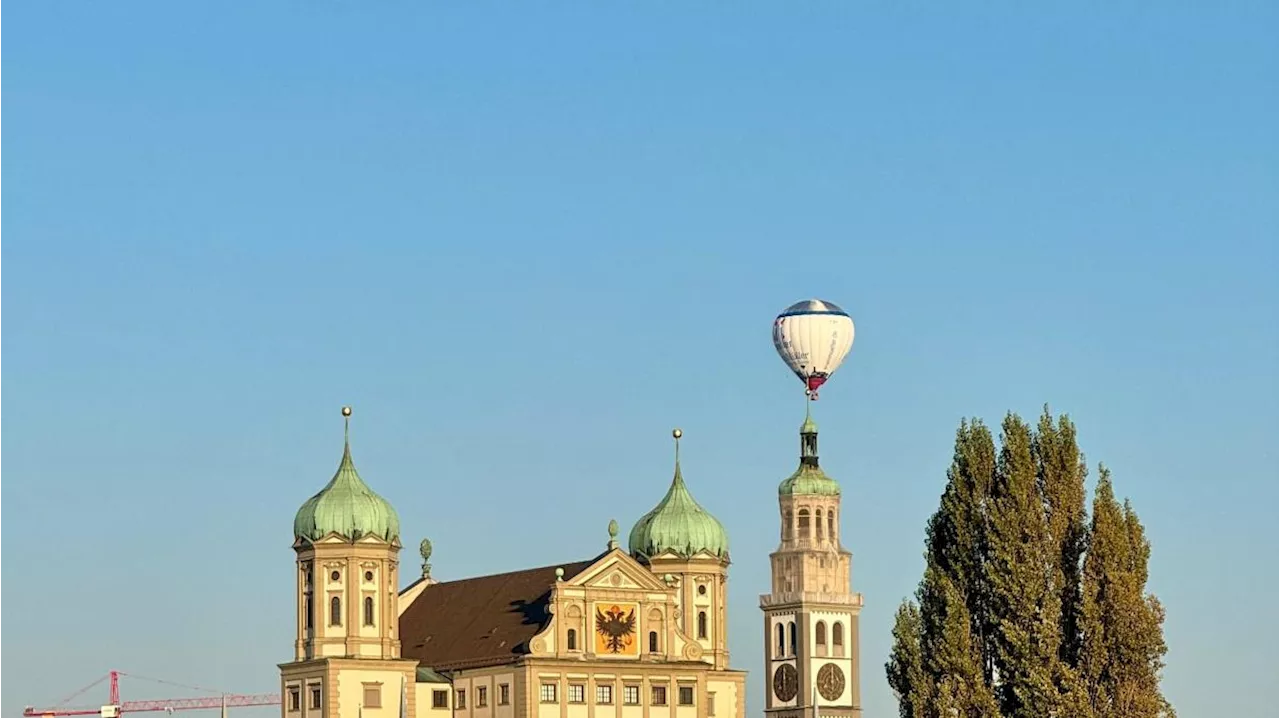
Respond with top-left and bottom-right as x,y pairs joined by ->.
415,684 -> 452,718
705,679 -> 736,718
527,665 -> 742,718
335,668 -> 410,717
450,670 -> 516,718
280,668 -> 326,718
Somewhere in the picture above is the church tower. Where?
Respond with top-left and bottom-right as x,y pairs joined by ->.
760,410 -> 863,718
280,407 -> 419,718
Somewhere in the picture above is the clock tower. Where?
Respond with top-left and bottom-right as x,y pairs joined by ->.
759,410 -> 863,718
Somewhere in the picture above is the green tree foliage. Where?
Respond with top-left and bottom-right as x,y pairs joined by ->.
985,414 -> 1063,717
1033,408 -> 1088,667
1078,469 -> 1175,718
887,408 -> 1173,718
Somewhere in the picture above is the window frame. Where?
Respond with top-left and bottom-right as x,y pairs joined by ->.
309,685 -> 322,710
455,688 -> 466,709
539,683 -> 558,704
567,628 -> 578,651
432,690 -> 449,709
623,685 -> 641,706
362,683 -> 383,709
567,684 -> 585,704
651,685 -> 668,706
476,686 -> 488,708
498,684 -> 510,706
697,611 -> 708,639
595,684 -> 613,705
678,686 -> 695,706
329,596 -> 342,626
287,687 -> 300,712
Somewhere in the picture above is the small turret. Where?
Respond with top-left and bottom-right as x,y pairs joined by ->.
778,407 -> 841,497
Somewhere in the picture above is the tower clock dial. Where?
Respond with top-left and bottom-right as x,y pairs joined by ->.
816,663 -> 845,701
772,663 -> 799,702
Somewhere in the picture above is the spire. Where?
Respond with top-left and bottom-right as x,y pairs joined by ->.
668,427 -> 689,494
800,402 -> 820,467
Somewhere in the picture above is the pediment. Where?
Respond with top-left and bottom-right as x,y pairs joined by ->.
567,549 -> 670,592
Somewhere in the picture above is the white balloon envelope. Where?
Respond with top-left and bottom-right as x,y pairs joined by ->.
772,299 -> 855,399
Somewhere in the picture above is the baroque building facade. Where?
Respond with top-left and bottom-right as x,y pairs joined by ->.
759,411 -> 863,718
279,415 -> 746,718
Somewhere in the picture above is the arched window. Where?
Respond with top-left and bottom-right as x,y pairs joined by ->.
828,513 -> 835,541
833,621 -> 844,646
788,621 -> 797,656
798,509 -> 811,539
305,596 -> 314,630
697,611 -> 708,639
649,631 -> 659,653
776,624 -> 785,657
783,510 -> 794,541
816,509 -> 824,538
567,628 -> 578,651
329,596 -> 342,626
816,621 -> 827,646
363,596 -> 375,626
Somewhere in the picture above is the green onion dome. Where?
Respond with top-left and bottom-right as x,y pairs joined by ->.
293,411 -> 400,543
629,430 -> 729,562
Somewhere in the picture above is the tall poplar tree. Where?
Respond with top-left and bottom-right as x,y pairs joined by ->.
1078,469 -> 1175,718
888,408 -> 1171,718
1033,407 -> 1088,667
984,413 -> 1062,717
889,421 -> 998,718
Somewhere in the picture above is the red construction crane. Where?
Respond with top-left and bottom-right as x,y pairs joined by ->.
23,671 -> 281,718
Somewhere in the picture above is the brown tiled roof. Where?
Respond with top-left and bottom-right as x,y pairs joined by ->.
399,558 -> 597,671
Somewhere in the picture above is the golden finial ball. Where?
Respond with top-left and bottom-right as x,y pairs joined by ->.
341,406 -> 353,417
672,428 -> 683,439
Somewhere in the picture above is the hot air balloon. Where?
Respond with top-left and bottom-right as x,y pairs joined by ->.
772,299 -> 855,400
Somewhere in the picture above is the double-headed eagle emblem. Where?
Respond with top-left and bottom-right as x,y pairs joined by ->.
594,605 -> 637,653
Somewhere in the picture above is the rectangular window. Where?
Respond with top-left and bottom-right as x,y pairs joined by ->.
363,684 -> 382,709
678,686 -> 695,706
623,686 -> 640,705
456,689 -> 466,709
498,684 -> 510,705
595,685 -> 613,704
651,686 -> 667,706
568,684 -> 585,704
309,686 -> 322,710
287,688 -> 300,712
432,690 -> 449,709
708,692 -> 717,716
477,687 -> 488,708
540,683 -> 558,703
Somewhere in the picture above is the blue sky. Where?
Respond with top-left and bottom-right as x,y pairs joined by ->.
3,3 -> 1275,717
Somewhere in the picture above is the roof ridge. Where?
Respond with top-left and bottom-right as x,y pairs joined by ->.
421,557 -> 596,587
